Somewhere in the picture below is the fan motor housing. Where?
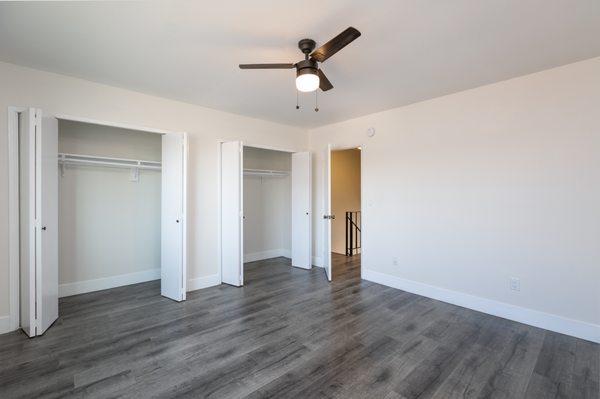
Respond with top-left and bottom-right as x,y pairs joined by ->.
296,59 -> 318,77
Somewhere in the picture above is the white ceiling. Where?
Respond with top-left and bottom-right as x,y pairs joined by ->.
1,1 -> 599,128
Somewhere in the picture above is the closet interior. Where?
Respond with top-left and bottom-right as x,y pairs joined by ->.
57,120 -> 162,297
243,146 -> 292,264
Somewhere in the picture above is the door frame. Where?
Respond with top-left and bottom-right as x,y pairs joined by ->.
324,143 -> 366,281
7,109 -> 189,333
217,139 -> 311,284
8,106 -> 26,331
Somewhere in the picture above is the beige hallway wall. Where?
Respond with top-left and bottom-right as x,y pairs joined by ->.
331,149 -> 361,255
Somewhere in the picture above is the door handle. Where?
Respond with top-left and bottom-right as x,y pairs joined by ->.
42,226 -> 47,231
176,220 -> 180,223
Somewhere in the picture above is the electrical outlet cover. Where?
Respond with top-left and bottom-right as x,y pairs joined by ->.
509,277 -> 520,291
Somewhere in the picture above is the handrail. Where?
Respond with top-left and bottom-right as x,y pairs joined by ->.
345,211 -> 361,256
348,219 -> 361,232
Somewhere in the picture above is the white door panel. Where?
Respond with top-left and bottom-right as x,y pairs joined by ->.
221,141 -> 243,286
19,109 -> 59,337
37,115 -> 59,334
324,145 -> 332,281
291,152 -> 311,269
161,133 -> 185,301
19,108 -> 36,337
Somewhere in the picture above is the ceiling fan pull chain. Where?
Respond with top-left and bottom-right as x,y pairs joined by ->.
296,89 -> 300,110
315,89 -> 319,112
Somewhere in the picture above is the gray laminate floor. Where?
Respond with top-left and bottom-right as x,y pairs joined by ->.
0,255 -> 598,398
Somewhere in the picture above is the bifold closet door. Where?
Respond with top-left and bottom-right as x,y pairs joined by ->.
19,108 -> 36,337
19,108 -> 59,337
323,145 -> 332,281
220,141 -> 243,286
38,115 -> 59,334
291,152 -> 311,269
161,133 -> 186,301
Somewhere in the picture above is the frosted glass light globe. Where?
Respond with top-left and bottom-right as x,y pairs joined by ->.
296,73 -> 320,92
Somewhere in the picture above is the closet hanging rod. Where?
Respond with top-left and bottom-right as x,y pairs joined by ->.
58,153 -> 161,171
243,168 -> 289,177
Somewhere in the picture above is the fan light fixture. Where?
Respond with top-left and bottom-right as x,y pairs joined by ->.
296,71 -> 320,92
239,27 -> 362,108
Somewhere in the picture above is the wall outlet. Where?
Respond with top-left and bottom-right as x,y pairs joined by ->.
509,277 -> 521,292
392,257 -> 399,266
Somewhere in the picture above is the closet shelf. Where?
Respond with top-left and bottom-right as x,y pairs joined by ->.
243,168 -> 289,177
58,153 -> 161,182
58,153 -> 161,171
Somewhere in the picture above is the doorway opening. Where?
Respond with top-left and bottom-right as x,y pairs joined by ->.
322,144 -> 364,281
8,108 -> 187,337
57,120 -> 164,299
243,146 -> 292,270
325,147 -> 362,281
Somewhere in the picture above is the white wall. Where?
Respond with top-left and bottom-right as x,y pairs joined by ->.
331,149 -> 361,255
310,57 -> 600,342
58,121 -> 161,296
0,61 -> 307,325
243,147 -> 291,262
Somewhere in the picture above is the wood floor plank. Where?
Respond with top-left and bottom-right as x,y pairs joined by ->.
0,254 -> 597,399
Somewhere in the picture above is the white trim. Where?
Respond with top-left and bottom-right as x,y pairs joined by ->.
243,142 -> 303,154
187,274 -> 221,292
362,268 -> 600,344
240,142 -> 244,286
7,106 -> 25,331
59,269 -> 161,298
55,114 -> 183,136
0,316 -> 11,335
244,249 -> 291,263
217,141 -> 223,284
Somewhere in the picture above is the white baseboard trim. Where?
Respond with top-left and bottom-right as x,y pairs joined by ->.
187,273 -> 221,292
312,256 -> 323,268
362,268 -> 600,344
244,249 -> 290,263
59,268 -> 160,298
0,315 -> 10,335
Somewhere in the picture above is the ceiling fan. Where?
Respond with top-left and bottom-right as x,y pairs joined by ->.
239,27 -> 361,94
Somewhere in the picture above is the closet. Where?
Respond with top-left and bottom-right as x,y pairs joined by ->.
243,147 -> 292,263
220,142 -> 311,286
58,120 -> 163,299
11,108 -> 187,337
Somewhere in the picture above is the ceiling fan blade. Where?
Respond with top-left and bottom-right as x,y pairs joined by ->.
310,27 -> 361,63
318,69 -> 333,91
239,63 -> 295,69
